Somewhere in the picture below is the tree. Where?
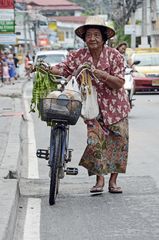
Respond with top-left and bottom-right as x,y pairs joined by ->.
70,0 -> 142,46
111,0 -> 142,27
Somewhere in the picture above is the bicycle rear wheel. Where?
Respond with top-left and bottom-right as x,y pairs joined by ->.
49,127 -> 62,205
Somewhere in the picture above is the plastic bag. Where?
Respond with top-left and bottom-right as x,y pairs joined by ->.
81,85 -> 99,120
63,76 -> 81,101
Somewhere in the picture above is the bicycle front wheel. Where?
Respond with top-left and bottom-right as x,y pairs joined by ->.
49,127 -> 62,205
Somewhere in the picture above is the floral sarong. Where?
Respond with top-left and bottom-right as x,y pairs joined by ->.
79,117 -> 129,176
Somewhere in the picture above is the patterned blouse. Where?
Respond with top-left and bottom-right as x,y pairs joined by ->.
55,45 -> 130,126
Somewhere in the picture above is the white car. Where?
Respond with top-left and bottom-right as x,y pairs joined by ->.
32,50 -> 68,81
34,49 -> 68,66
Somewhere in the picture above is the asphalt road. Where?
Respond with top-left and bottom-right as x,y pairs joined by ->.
13,82 -> 159,240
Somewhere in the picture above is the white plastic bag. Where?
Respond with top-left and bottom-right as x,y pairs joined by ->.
63,76 -> 81,101
81,85 -> 99,120
65,76 -> 80,93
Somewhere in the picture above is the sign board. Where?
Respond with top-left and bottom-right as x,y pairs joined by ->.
0,0 -> 14,9
124,25 -> 136,35
37,34 -> 49,47
0,9 -> 15,32
0,34 -> 16,44
57,31 -> 64,41
0,20 -> 15,32
48,22 -> 57,31
0,9 -> 14,20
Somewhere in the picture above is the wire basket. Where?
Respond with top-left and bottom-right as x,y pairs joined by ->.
39,97 -> 82,125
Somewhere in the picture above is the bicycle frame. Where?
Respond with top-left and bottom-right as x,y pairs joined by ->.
49,123 -> 68,169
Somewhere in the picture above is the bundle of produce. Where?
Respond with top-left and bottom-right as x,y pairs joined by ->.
30,68 -> 57,114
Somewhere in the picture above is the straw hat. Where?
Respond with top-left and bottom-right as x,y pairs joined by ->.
75,16 -> 115,41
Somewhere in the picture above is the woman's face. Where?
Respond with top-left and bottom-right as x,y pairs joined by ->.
85,28 -> 104,50
118,45 -> 127,55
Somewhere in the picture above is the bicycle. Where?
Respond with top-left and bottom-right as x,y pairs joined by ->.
31,60 -> 96,205
35,67 -> 82,205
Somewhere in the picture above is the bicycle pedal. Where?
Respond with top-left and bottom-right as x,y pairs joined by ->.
36,149 -> 49,160
65,167 -> 78,175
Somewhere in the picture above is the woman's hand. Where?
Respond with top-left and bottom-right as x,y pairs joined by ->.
93,69 -> 109,81
93,68 -> 125,90
72,63 -> 90,77
50,66 -> 62,75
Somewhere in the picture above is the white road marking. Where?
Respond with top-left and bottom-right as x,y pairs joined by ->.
23,198 -> 41,240
24,87 -> 39,179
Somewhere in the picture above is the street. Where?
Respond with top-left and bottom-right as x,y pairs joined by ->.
0,1 -> 159,239
13,81 -> 159,240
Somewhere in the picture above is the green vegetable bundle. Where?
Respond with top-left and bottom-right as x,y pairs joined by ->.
30,69 -> 57,115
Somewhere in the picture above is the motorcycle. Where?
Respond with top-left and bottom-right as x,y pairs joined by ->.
124,60 -> 140,108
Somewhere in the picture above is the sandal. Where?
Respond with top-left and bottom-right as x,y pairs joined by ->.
108,186 -> 123,194
90,185 -> 104,193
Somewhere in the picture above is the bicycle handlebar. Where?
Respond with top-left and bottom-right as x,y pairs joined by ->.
34,60 -> 95,83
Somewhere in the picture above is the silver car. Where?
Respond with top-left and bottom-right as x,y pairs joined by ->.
34,49 -> 68,66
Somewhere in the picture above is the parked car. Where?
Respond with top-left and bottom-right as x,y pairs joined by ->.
131,52 -> 159,93
32,49 -> 68,81
34,49 -> 68,66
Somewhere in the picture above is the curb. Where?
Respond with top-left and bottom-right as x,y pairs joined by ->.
0,98 -> 23,179
0,179 -> 19,240
0,78 -> 28,240
0,80 -> 26,179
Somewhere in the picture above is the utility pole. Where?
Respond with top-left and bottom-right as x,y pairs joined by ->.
32,21 -> 37,46
28,18 -> 33,51
130,0 -> 138,49
23,12 -> 28,55
139,0 -> 150,47
131,11 -> 136,49
22,0 -> 28,55
150,0 -> 159,47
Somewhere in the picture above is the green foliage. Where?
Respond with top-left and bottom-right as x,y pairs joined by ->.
113,23 -> 131,48
135,19 -> 142,25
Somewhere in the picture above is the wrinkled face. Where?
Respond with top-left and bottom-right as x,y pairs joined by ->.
85,28 -> 104,50
118,45 -> 127,54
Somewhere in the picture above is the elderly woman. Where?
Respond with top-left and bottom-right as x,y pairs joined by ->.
51,16 -> 130,194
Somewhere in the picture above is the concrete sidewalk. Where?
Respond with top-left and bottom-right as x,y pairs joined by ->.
0,77 -> 27,240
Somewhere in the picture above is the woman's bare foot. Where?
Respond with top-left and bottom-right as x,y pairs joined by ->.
96,175 -> 105,187
90,175 -> 105,193
108,173 -> 122,193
